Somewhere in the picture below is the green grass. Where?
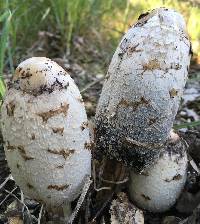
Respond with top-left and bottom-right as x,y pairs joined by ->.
174,120 -> 200,130
0,0 -> 199,100
0,8 -> 11,98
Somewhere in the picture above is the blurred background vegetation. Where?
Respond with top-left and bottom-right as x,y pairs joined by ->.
0,0 -> 200,99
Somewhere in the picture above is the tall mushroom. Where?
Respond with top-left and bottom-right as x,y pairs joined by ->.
1,57 -> 91,218
95,8 -> 191,212
95,8 -> 191,171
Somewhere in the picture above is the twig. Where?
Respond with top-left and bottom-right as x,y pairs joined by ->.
20,190 -> 25,214
93,160 -> 111,192
38,204 -> 43,224
4,189 -> 32,220
85,193 -> 90,224
80,77 -> 104,94
101,177 -> 129,185
67,175 -> 92,224
0,186 -> 18,206
0,174 -> 11,190
90,193 -> 114,223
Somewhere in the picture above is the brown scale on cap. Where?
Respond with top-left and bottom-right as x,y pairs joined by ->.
143,59 -> 161,71
127,43 -> 143,56
84,141 -> 94,151
20,70 -> 32,79
17,145 -> 34,161
56,164 -> 64,169
27,183 -> 34,189
37,103 -> 69,123
47,184 -> 69,191
6,141 -> 16,151
52,127 -> 64,135
31,134 -> 36,140
164,174 -> 182,182
141,194 -> 151,201
47,148 -> 75,159
31,80 -> 69,97
148,117 -> 157,125
134,10 -> 153,27
81,121 -> 88,131
6,101 -> 15,117
169,88 -> 178,98
138,12 -> 150,20
118,96 -> 149,112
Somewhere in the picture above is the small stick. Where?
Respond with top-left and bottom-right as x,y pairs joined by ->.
90,193 -> 114,223
0,186 -> 18,206
38,204 -> 43,224
67,175 -> 92,224
4,189 -> 32,220
93,160 -> 111,192
80,77 -> 104,94
0,174 -> 11,190
101,177 -> 129,185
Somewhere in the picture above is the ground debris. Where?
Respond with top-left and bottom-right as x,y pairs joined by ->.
162,216 -> 181,224
110,192 -> 144,224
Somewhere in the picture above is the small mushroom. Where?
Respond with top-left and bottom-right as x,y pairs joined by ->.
1,57 -> 91,217
95,8 -> 191,171
129,131 -> 188,212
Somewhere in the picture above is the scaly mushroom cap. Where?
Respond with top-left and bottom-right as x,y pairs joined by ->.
1,57 -> 91,208
95,8 -> 191,171
129,132 -> 188,212
13,57 -> 69,93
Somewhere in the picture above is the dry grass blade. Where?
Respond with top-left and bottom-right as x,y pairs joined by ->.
93,160 -> 111,192
0,174 -> 11,190
81,77 -> 104,94
101,177 -> 129,185
4,189 -> 32,222
37,204 -> 43,224
90,193 -> 114,223
67,175 -> 92,224
0,186 -> 18,206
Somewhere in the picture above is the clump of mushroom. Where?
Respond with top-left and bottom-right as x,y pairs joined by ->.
95,8 -> 191,212
95,8 -> 191,171
129,131 -> 188,212
1,57 -> 91,216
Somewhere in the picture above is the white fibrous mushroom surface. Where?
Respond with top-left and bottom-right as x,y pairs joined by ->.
129,133 -> 188,212
95,8 -> 191,170
1,57 -> 91,208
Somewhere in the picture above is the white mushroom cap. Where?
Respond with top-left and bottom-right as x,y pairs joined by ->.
13,57 -> 69,93
129,132 -> 188,212
1,57 -> 91,208
95,8 -> 191,171
136,8 -> 187,34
